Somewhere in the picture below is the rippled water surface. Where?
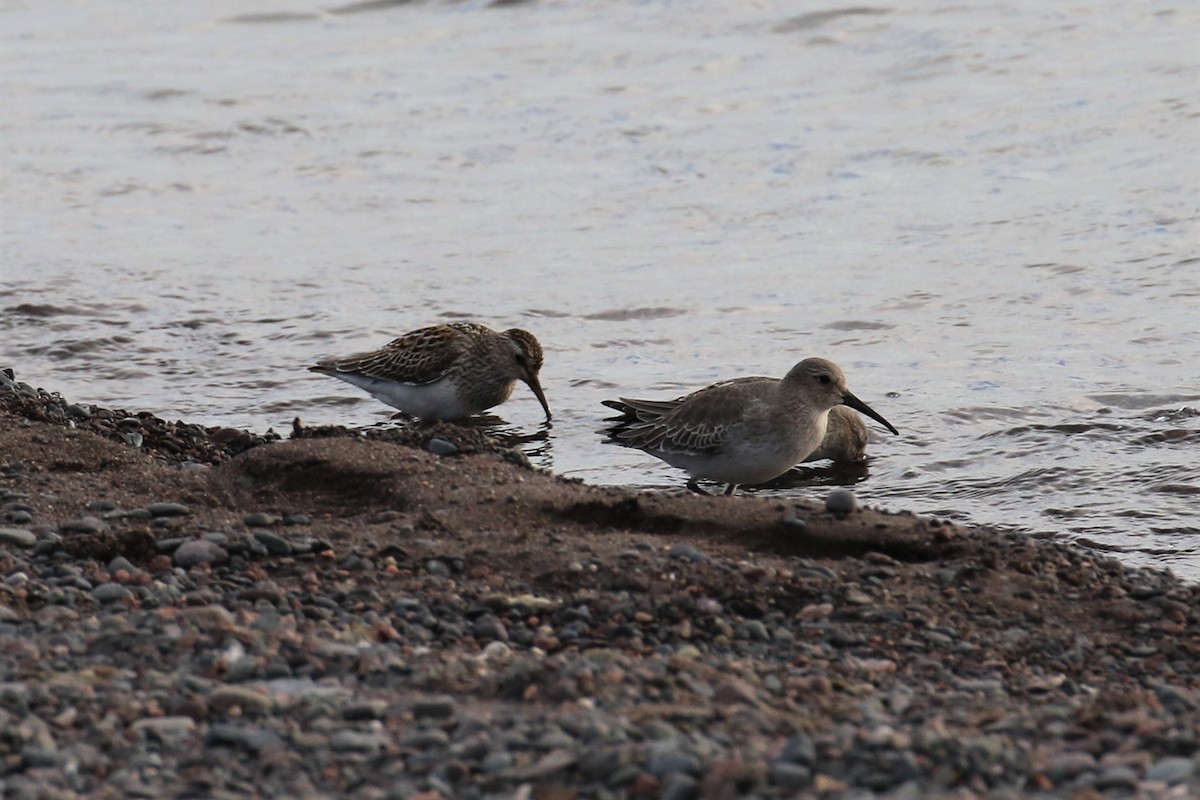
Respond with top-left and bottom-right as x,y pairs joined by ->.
3,1 -> 1198,577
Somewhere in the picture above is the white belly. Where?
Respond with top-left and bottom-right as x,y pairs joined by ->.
331,373 -> 472,420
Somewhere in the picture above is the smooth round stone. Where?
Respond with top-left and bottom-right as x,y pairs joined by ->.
64,404 -> 91,420
427,438 -> 458,456
6,510 -> 33,524
108,556 -> 136,574
825,489 -> 858,516
1144,756 -> 1195,784
668,544 -> 706,562
174,539 -> 229,568
253,530 -> 292,556
330,729 -> 386,752
59,516 -> 105,534
1094,765 -> 1138,792
645,744 -> 700,778
92,583 -> 133,604
412,696 -> 457,720
147,502 -> 191,518
0,528 -> 37,548
243,512 -> 278,527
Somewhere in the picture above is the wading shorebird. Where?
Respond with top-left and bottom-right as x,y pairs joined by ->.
310,322 -> 550,422
602,357 -> 896,495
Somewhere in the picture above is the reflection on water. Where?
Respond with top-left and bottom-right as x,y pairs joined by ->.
2,0 -> 1198,577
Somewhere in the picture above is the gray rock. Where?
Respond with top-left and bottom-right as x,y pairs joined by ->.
645,743 -> 700,778
132,716 -> 197,741
778,734 -> 816,766
668,544 -> 706,562
342,700 -> 388,721
770,760 -> 811,788
59,516 -> 105,534
243,512 -> 278,527
1145,756 -> 1195,785
253,530 -> 292,556
174,539 -> 229,568
1045,751 -> 1097,781
0,604 -> 19,623
331,729 -> 386,752
91,583 -> 133,604
427,438 -> 459,456
1094,765 -> 1138,792
6,510 -> 32,524
108,556 -> 136,574
0,528 -> 37,548
147,502 -> 191,517
825,488 -> 857,515
412,696 -> 457,720
659,773 -> 698,800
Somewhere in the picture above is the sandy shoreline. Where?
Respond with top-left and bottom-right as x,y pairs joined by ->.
1,373 -> 1198,799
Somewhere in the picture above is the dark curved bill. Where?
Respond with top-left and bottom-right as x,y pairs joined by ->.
842,391 -> 898,435
525,376 -> 552,421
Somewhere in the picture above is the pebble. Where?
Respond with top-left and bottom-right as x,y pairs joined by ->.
0,527 -> 37,548
243,512 -> 278,527
330,729 -> 387,752
253,530 -> 293,556
412,696 -> 458,720
825,488 -> 858,516
208,685 -> 274,715
146,502 -> 191,517
668,543 -> 706,562
91,583 -> 133,604
59,515 -> 106,534
427,438 -> 459,456
174,539 -> 229,568
1145,756 -> 1195,784
6,509 -> 32,524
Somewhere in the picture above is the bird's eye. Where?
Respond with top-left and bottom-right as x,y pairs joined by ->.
818,374 -> 832,385
514,353 -> 527,366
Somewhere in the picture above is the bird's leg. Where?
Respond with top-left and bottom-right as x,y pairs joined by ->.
723,484 -> 739,496
687,479 -> 713,497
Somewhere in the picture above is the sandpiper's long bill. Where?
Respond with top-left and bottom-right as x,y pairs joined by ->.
601,357 -> 896,495
310,322 -> 550,422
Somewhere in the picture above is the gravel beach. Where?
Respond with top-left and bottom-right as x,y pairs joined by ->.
1,370 -> 1198,799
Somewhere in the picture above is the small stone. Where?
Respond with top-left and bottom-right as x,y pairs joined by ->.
91,583 -> 133,604
770,761 -> 811,788
0,605 -> 19,623
342,700 -> 388,721
108,556 -> 136,574
668,544 -> 706,562
147,502 -> 191,517
331,729 -> 386,752
60,516 -> 105,534
825,489 -> 857,515
645,744 -> 700,778
243,512 -> 278,527
253,530 -> 292,555
132,716 -> 197,741
1144,756 -> 1195,785
6,510 -> 32,524
174,539 -> 229,568
1094,765 -> 1138,792
427,438 -> 458,456
209,685 -> 274,715
0,528 -> 37,548
65,403 -> 91,419
412,696 -> 457,720
659,773 -> 698,800
1045,751 -> 1096,781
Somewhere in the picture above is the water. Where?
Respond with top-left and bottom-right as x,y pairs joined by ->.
3,1 -> 1198,577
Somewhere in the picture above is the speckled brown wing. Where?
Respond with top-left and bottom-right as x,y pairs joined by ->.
606,377 -> 770,455
314,324 -> 479,386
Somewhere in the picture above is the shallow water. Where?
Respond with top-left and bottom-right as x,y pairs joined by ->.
3,1 -> 1198,577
